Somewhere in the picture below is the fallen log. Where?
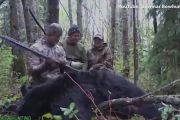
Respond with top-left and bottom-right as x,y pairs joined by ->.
98,78 -> 180,110
98,95 -> 180,110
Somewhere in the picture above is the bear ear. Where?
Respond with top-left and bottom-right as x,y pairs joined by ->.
20,83 -> 29,96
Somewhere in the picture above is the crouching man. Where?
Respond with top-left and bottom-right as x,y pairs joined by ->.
87,33 -> 114,73
59,24 -> 88,71
28,23 -> 67,87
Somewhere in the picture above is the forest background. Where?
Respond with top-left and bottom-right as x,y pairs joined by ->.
0,0 -> 179,119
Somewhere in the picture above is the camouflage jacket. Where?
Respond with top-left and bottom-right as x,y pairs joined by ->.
87,43 -> 113,70
28,38 -> 67,81
59,38 -> 88,71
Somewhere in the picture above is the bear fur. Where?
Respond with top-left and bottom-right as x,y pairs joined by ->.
17,70 -> 162,120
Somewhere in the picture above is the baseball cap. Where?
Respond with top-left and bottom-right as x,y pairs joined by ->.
93,33 -> 104,40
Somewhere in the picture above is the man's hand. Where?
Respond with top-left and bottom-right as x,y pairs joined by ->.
44,57 -> 57,68
44,51 -> 67,69
89,63 -> 105,70
70,61 -> 83,69
30,57 -> 56,76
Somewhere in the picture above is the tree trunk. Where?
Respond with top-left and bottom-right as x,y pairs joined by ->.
122,0 -> 130,78
77,0 -> 83,36
116,0 -> 121,49
129,0 -> 133,29
30,0 -> 44,41
43,0 -> 47,28
9,0 -> 26,78
136,0 -> 141,44
68,0 -> 73,26
133,0 -> 138,85
47,0 -> 59,24
2,1 -> 10,36
45,0 -> 59,31
83,0 -> 90,42
17,0 -> 25,30
153,11 -> 157,34
106,0 -> 110,43
21,0 -> 33,44
110,0 -> 117,64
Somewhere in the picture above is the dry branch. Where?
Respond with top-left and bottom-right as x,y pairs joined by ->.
141,78 -> 180,98
98,78 -> 180,110
98,95 -> 180,110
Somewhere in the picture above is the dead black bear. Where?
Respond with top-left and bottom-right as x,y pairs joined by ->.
17,70 -> 162,120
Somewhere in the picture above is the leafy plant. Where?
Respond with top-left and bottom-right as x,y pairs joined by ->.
0,94 -> 20,108
42,102 -> 79,120
158,103 -> 180,120
130,114 -> 145,120
42,113 -> 62,120
60,102 -> 79,120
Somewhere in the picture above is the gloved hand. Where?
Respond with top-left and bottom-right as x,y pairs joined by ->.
70,61 -> 83,69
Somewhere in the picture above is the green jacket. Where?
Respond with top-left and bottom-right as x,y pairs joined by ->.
59,38 -> 88,71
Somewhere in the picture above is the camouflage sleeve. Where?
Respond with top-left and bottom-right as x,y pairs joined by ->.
28,44 -> 48,76
103,47 -> 113,68
81,46 -> 88,71
28,45 -> 41,69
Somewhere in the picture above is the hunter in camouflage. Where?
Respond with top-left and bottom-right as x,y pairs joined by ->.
87,33 -> 114,73
28,23 -> 67,86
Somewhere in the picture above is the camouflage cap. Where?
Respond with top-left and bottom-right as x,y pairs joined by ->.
47,23 -> 63,37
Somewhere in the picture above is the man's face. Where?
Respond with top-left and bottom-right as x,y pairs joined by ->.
93,37 -> 104,48
69,33 -> 80,44
48,36 -> 60,46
